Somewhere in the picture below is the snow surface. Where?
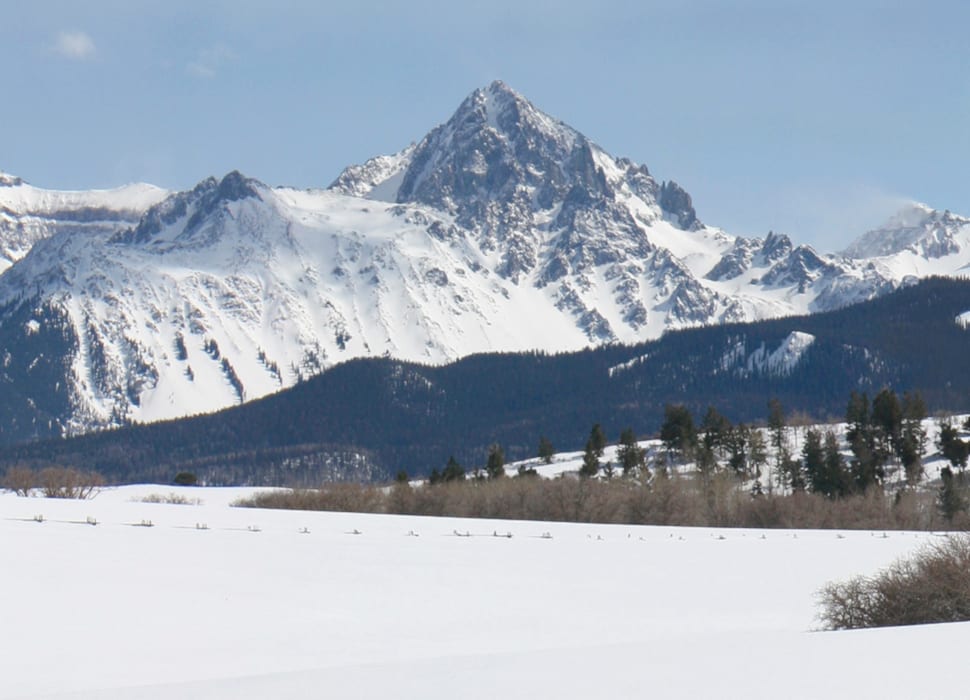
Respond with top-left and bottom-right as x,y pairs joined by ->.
718,330 -> 816,377
2,485 -> 968,699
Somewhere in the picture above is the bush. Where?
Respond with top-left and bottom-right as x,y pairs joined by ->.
37,466 -> 105,499
234,471 -> 957,531
235,483 -> 384,513
819,535 -> 970,629
173,471 -> 198,486
138,492 -> 202,505
2,465 -> 35,496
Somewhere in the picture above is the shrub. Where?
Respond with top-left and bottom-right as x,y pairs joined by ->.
819,535 -> 970,629
138,492 -> 202,505
37,466 -> 105,499
234,471 -> 957,531
173,471 -> 198,486
236,484 -> 383,513
2,465 -> 35,496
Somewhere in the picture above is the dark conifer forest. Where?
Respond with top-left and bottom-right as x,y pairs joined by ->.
2,277 -> 969,485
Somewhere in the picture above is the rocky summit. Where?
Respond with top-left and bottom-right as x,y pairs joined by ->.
0,81 -> 968,441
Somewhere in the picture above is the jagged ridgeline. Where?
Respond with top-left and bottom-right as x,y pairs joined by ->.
2,277 -> 969,485
4,81 -> 970,447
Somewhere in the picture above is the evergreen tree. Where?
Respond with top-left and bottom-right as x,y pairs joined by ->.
802,429 -> 825,494
660,404 -> 696,461
724,423 -> 750,477
602,459 -> 616,480
845,391 -> 870,444
939,466 -> 966,522
900,392 -> 928,485
748,429 -> 768,484
822,430 -> 851,498
767,398 -> 787,453
902,392 -> 928,450
442,456 -> 465,483
701,406 -> 731,458
937,421 -> 969,470
616,427 -> 646,476
767,398 -> 789,492
485,444 -> 505,479
781,452 -> 805,492
696,441 -> 718,477
579,438 -> 600,478
871,388 -> 903,460
537,436 -> 555,464
845,391 -> 884,491
589,423 -> 607,458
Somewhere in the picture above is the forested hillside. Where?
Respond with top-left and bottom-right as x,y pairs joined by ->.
2,277 -> 969,484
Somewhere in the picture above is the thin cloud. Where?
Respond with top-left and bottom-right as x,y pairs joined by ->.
54,31 -> 96,60
187,44 -> 237,79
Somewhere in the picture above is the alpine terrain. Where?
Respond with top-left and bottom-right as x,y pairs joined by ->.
1,80 -> 969,442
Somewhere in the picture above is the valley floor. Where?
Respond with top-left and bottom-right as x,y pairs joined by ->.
1,485 -> 967,699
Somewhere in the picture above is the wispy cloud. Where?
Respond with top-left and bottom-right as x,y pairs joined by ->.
54,31 -> 96,60
187,44 -> 237,79
772,182 -> 911,254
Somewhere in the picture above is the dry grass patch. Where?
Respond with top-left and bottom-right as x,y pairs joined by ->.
137,492 -> 203,505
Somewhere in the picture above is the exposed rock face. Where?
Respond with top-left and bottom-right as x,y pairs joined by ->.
843,203 -> 970,260
659,180 -> 700,231
2,81 -> 969,441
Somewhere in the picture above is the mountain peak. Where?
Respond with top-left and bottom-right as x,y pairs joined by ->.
0,171 -> 24,187
843,202 -> 970,259
882,201 -> 936,229
117,170 -> 263,246
479,79 -> 519,103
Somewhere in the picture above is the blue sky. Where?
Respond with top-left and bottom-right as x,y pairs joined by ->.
3,1 -> 969,252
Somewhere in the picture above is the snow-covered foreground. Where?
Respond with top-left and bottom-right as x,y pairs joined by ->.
2,485 -> 967,699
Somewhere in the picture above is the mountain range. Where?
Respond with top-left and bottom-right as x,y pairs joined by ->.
2,80 -> 970,445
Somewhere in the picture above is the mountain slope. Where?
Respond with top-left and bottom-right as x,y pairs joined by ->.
2,82 -> 970,441
0,171 -> 166,273
5,277 -> 969,484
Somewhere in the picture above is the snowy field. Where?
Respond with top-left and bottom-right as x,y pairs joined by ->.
2,485 -> 968,699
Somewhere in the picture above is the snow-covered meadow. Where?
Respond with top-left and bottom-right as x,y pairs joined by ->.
2,485 -> 968,699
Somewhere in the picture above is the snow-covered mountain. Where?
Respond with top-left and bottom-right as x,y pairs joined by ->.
843,202 -> 970,265
0,171 -> 167,273
1,80 -> 969,439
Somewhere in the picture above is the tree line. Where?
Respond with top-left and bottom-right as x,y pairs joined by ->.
414,385 -> 970,525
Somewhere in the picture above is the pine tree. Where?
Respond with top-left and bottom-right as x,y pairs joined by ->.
589,423 -> 607,458
724,423 -> 750,477
660,404 -> 696,462
767,398 -> 789,493
872,388 -> 903,460
486,444 -> 505,479
701,406 -> 731,459
748,429 -> 768,484
901,392 -> 927,485
579,438 -> 600,478
538,436 -> 555,464
616,427 -> 646,477
939,466 -> 966,522
937,421 -> 969,470
442,456 -> 465,482
802,429 -> 826,494
822,430 -> 851,498
845,391 -> 884,491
